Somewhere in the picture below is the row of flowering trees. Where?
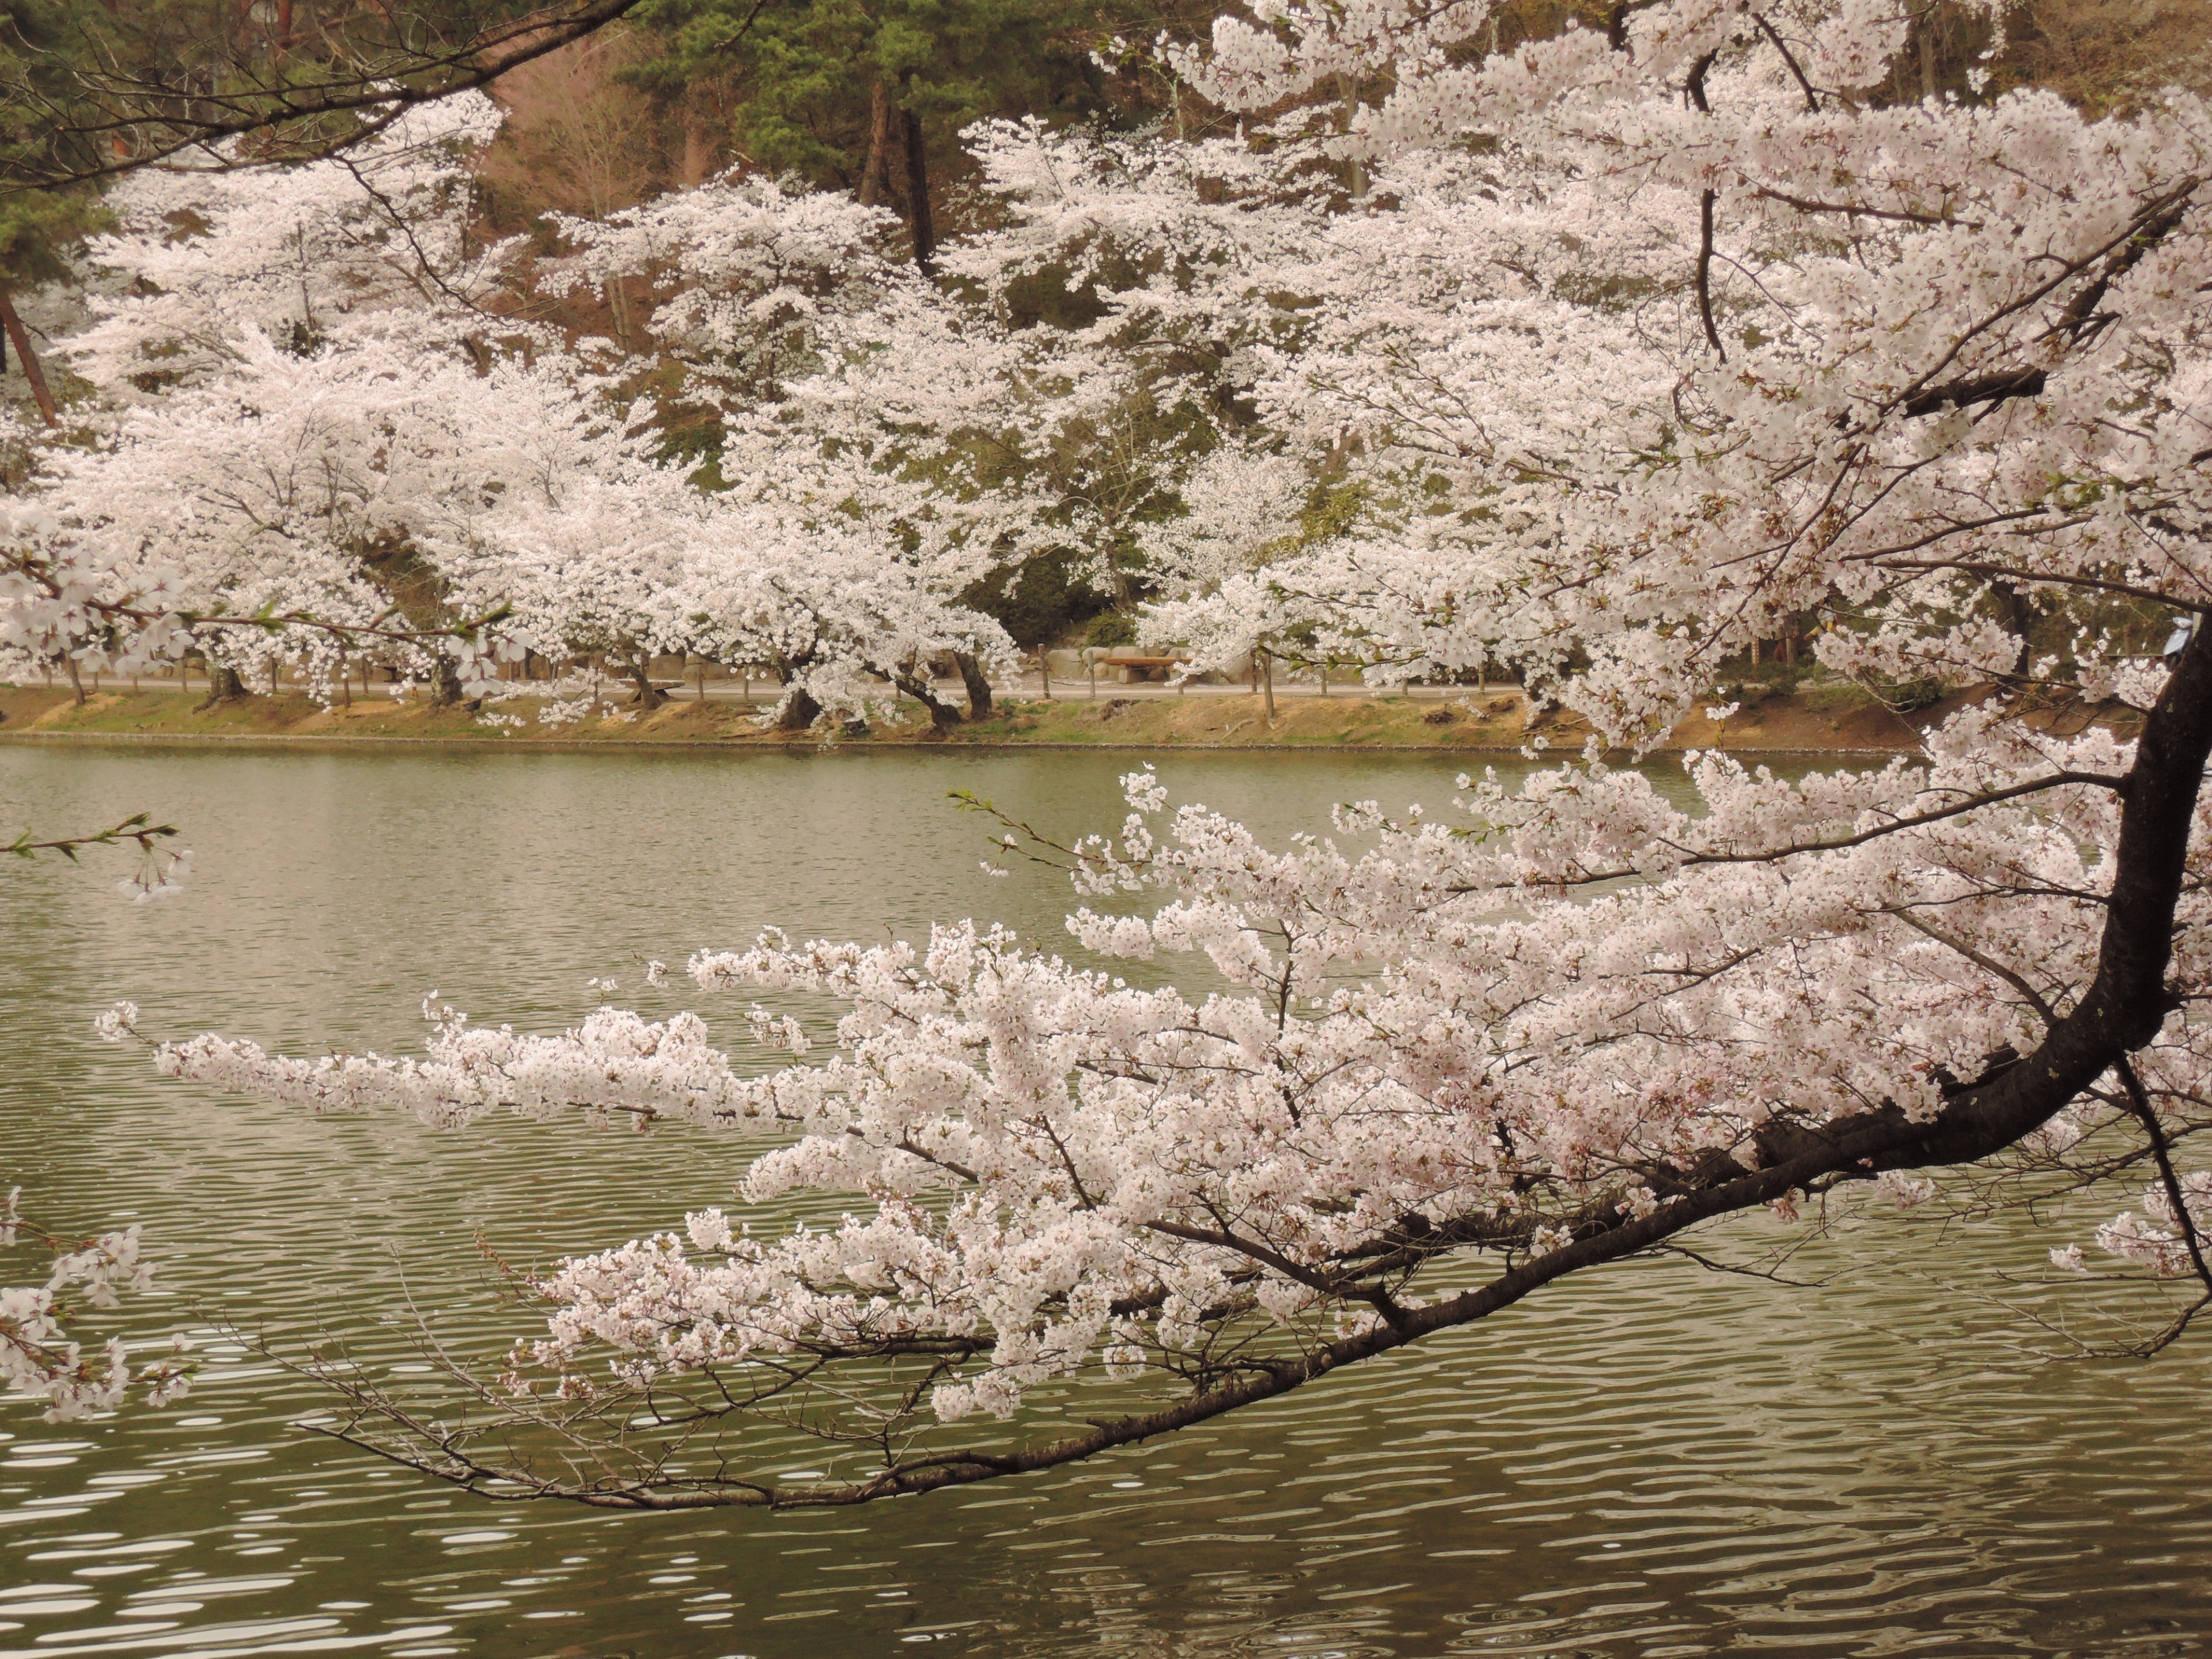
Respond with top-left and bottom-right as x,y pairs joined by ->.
1,89 -> 1380,726
12,0 -> 2212,1502
9,43 -> 1754,728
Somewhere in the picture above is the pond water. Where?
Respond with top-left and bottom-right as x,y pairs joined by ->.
1,743 -> 2208,1658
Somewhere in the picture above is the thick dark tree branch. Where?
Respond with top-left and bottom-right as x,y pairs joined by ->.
1884,180 -> 2203,421
1449,771 -> 2130,893
1748,13 -> 1821,112
1900,365 -> 2046,418
0,291 -> 58,423
1750,187 -> 1975,228
1863,558 -> 2206,611
1683,52 -> 1724,359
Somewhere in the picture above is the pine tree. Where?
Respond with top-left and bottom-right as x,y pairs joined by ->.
630,0 -> 1120,266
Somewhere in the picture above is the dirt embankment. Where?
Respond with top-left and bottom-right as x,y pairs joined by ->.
0,681 -> 2100,755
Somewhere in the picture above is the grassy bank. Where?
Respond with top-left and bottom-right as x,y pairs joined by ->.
0,681 -> 1942,753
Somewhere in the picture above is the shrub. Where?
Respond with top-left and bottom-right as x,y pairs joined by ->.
1087,612 -> 1138,648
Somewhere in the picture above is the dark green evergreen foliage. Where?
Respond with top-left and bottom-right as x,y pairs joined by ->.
654,400 -> 730,487
963,547 -> 1102,648
631,0 -> 1067,179
995,262 -> 1113,332
0,178 -> 103,286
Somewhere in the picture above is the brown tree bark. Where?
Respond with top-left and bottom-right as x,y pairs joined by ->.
623,653 -> 666,710
953,652 -> 993,721
430,656 -> 464,707
196,662 -> 249,709
775,687 -> 823,731
770,660 -> 823,730
891,668 -> 961,734
858,82 -> 893,209
1990,578 -> 2035,680
0,292 -> 58,426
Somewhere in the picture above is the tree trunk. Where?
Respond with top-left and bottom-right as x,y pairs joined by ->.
623,655 -> 666,710
1261,647 -> 1277,724
196,662 -> 248,709
430,656 -> 464,707
0,291 -> 58,426
605,280 -> 631,350
953,652 -> 993,721
773,663 -> 823,732
892,669 -> 961,735
900,107 -> 935,270
64,656 -> 85,706
776,688 -> 823,731
1336,74 -> 1365,197
858,83 -> 893,209
677,124 -> 717,189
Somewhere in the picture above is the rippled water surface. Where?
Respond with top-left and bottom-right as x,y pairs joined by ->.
3,743 -> 2209,1658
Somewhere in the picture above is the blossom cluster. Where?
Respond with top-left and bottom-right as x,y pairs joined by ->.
1,1177 -> 191,1423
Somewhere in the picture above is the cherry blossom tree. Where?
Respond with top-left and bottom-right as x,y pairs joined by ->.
65,92 -> 513,399
559,129 -> 1336,645
544,166 -> 1074,719
1152,0 -> 2212,715
84,0 -> 2212,1509
1,97 -> 527,699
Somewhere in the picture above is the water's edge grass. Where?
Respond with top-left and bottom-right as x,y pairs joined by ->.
0,683 -> 1936,755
